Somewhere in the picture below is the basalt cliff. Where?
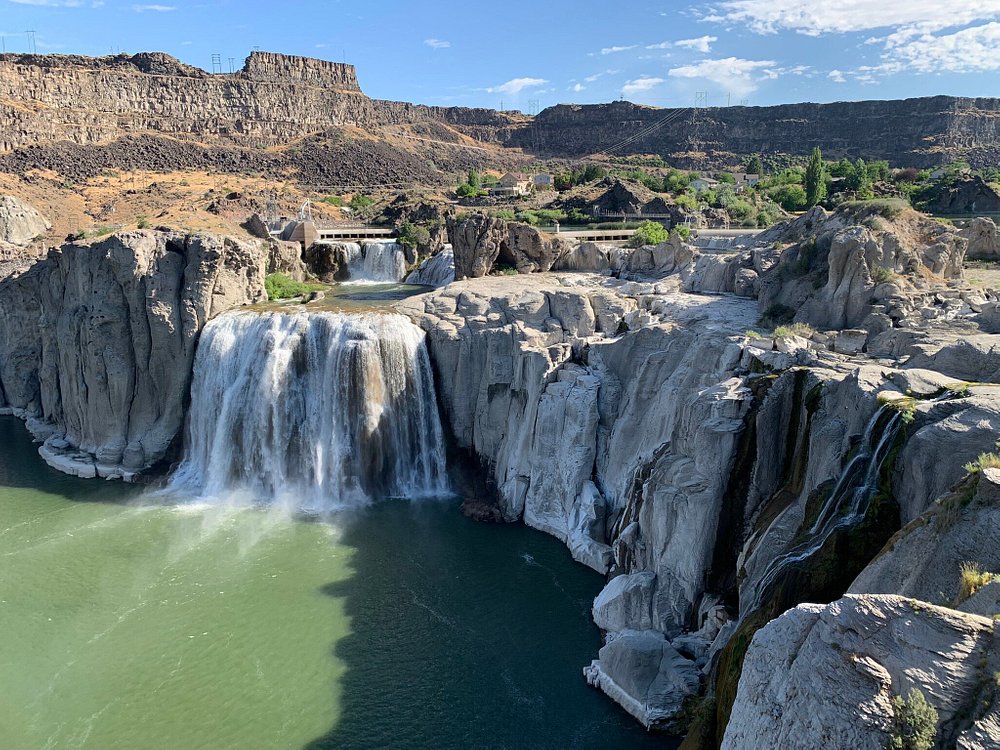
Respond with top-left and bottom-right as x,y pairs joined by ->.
1,51 -> 998,181
2,196 -> 999,747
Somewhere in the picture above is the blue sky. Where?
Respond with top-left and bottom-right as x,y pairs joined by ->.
2,1 -> 999,111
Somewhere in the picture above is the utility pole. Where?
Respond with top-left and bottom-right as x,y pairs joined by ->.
228,57 -> 235,74
211,53 -> 221,74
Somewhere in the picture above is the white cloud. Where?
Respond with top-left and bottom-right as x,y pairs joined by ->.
622,76 -> 665,97
702,1 -> 1000,36
675,35 -> 718,53
132,3 -> 175,10
571,83 -> 585,92
646,41 -> 673,50
486,77 -> 548,95
828,69 -> 847,83
424,38 -> 450,49
884,22 -> 1000,72
668,57 -> 776,95
601,45 -> 637,55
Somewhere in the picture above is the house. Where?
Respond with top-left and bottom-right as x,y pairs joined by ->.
731,173 -> 760,187
489,173 -> 533,197
532,174 -> 553,189
690,176 -> 720,192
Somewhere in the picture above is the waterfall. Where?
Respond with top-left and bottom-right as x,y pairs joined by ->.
168,310 -> 449,511
344,241 -> 407,283
406,248 -> 455,287
742,405 -> 902,616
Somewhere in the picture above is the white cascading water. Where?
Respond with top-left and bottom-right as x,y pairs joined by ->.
742,405 -> 902,615
168,310 -> 449,511
343,241 -> 407,283
406,248 -> 455,287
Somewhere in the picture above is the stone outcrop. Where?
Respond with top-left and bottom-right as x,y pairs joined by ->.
447,216 -> 571,279
963,217 -> 1000,259
922,176 -> 1000,215
722,595 -> 998,750
0,194 -> 49,246
687,204 -> 967,331
0,230 -> 266,478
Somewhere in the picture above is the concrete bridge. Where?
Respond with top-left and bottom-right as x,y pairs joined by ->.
315,225 -> 396,242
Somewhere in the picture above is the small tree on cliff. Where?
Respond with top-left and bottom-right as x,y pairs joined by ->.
746,153 -> 764,176
805,147 -> 827,207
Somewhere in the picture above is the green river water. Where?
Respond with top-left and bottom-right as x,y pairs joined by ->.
0,416 -> 675,750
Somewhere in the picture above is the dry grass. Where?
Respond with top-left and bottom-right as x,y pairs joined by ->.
954,562 -> 996,606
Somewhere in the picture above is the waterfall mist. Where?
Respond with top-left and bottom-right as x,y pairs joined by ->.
168,310 -> 449,511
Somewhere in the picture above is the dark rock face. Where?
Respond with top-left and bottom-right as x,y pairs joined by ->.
509,97 -> 1000,168
921,176 -> 1000,215
448,216 -> 570,279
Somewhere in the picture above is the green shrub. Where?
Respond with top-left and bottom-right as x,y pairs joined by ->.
889,689 -> 937,750
320,195 -> 344,207
675,193 -> 699,212
767,184 -> 808,211
672,225 -> 691,240
628,220 -> 669,248
870,265 -> 900,285
456,183 -> 480,198
494,209 -> 516,221
349,194 -> 375,211
136,216 -> 150,230
493,263 -> 518,276
264,273 -> 324,300
964,450 -> 1000,475
396,221 -> 431,250
773,322 -> 815,339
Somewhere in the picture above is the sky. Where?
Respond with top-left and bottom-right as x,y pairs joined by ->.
2,0 -> 999,112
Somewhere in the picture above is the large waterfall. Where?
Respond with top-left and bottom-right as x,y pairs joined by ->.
168,310 -> 449,511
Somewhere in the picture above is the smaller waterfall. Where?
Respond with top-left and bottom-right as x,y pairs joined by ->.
406,248 -> 455,288
743,405 -> 902,616
344,241 -> 407,283
168,311 -> 449,511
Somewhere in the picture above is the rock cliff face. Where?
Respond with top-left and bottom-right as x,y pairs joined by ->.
1,52 -> 998,175
511,97 -> 1000,168
0,230 -> 266,478
397,204 -> 1000,740
722,595 -> 998,750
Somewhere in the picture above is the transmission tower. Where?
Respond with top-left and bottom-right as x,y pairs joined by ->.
228,57 -> 236,74
211,53 -> 222,74
527,99 -> 540,116
25,30 -> 36,54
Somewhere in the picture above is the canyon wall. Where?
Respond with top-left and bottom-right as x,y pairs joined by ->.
0,230 -> 266,479
513,97 -> 1000,168
1,51 -> 998,172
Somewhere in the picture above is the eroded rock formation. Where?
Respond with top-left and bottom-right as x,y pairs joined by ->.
0,230 -> 266,478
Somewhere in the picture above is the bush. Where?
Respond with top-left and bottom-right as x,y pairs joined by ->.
349,194 -> 375,212
767,184 -> 808,211
889,689 -> 937,750
628,220 -> 669,248
773,322 -> 815,339
264,273 -> 324,300
675,193 -> 699,212
964,451 -> 1000,475
870,265 -> 900,285
494,209 -> 516,221
396,221 -> 431,250
955,562 -> 996,606
672,225 -> 691,240
136,215 -> 150,229
320,195 -> 343,207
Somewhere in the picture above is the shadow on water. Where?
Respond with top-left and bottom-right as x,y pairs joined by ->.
304,500 -> 678,750
0,416 -> 141,503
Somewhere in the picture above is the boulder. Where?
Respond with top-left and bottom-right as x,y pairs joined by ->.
583,629 -> 700,731
0,195 -> 50,246
962,217 -> 1000,259
448,214 -> 508,279
722,595 -> 998,750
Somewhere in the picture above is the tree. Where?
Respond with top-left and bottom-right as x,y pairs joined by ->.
746,153 -> 764,176
805,147 -> 827,206
628,220 -> 669,248
889,689 -> 938,750
467,169 -> 482,190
